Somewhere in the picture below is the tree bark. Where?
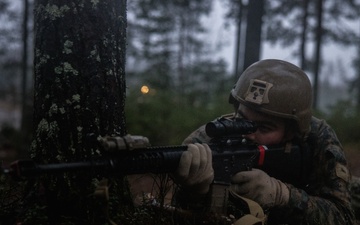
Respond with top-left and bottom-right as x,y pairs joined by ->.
25,1 -> 127,224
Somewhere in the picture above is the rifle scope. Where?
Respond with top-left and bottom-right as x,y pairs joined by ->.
205,117 -> 257,138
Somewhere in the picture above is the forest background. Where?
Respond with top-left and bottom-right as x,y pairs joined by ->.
1,0 -> 359,168
0,0 -> 360,223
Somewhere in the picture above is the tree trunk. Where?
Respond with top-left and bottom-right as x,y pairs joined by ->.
233,1 -> 244,80
300,0 -> 309,70
21,0 -> 29,131
313,0 -> 323,110
243,0 -> 264,71
24,1 -> 128,224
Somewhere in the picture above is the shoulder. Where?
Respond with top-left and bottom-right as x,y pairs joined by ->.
309,116 -> 333,131
182,125 -> 211,145
307,116 -> 350,180
308,116 -> 342,148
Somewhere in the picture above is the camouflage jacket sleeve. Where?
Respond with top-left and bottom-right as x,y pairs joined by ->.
269,117 -> 355,224
182,125 -> 211,145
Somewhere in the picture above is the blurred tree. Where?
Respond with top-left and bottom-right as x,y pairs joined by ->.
231,0 -> 245,80
125,0 -> 235,146
350,36 -> 360,108
0,0 -> 22,102
127,0 -> 175,90
0,0 -> 34,136
243,0 -> 264,71
264,0 -> 359,65
224,0 -> 265,77
300,0 -> 310,70
0,0 -> 21,57
20,1 -> 128,224
224,0 -> 266,76
263,0 -> 360,109
224,0 -> 360,109
126,59 -> 233,145
313,0 -> 323,109
127,0 -> 229,107
20,0 -> 32,132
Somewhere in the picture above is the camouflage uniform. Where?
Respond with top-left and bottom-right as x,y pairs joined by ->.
173,116 -> 355,225
350,176 -> 360,221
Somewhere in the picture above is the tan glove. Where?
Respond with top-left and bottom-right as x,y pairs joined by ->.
174,143 -> 214,194
230,168 -> 289,209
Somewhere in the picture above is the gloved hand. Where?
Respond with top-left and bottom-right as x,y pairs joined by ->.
173,143 -> 214,194
230,168 -> 290,209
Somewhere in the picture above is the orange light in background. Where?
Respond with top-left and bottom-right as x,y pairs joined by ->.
141,85 -> 150,94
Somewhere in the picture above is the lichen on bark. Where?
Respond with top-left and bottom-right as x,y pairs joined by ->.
24,0 -> 128,224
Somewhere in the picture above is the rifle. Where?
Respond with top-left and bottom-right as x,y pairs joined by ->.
1,116 -> 310,186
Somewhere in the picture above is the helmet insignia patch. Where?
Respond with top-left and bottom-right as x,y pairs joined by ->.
244,79 -> 273,105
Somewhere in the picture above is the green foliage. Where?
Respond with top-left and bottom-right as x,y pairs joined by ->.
320,100 -> 360,144
126,0 -> 235,146
126,84 -> 360,147
125,88 -> 233,145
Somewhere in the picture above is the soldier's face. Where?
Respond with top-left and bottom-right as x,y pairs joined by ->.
236,104 -> 287,145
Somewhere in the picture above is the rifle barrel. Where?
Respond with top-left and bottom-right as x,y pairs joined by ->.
2,144 -> 308,187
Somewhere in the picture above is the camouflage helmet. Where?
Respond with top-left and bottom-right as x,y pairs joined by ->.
230,59 -> 313,137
